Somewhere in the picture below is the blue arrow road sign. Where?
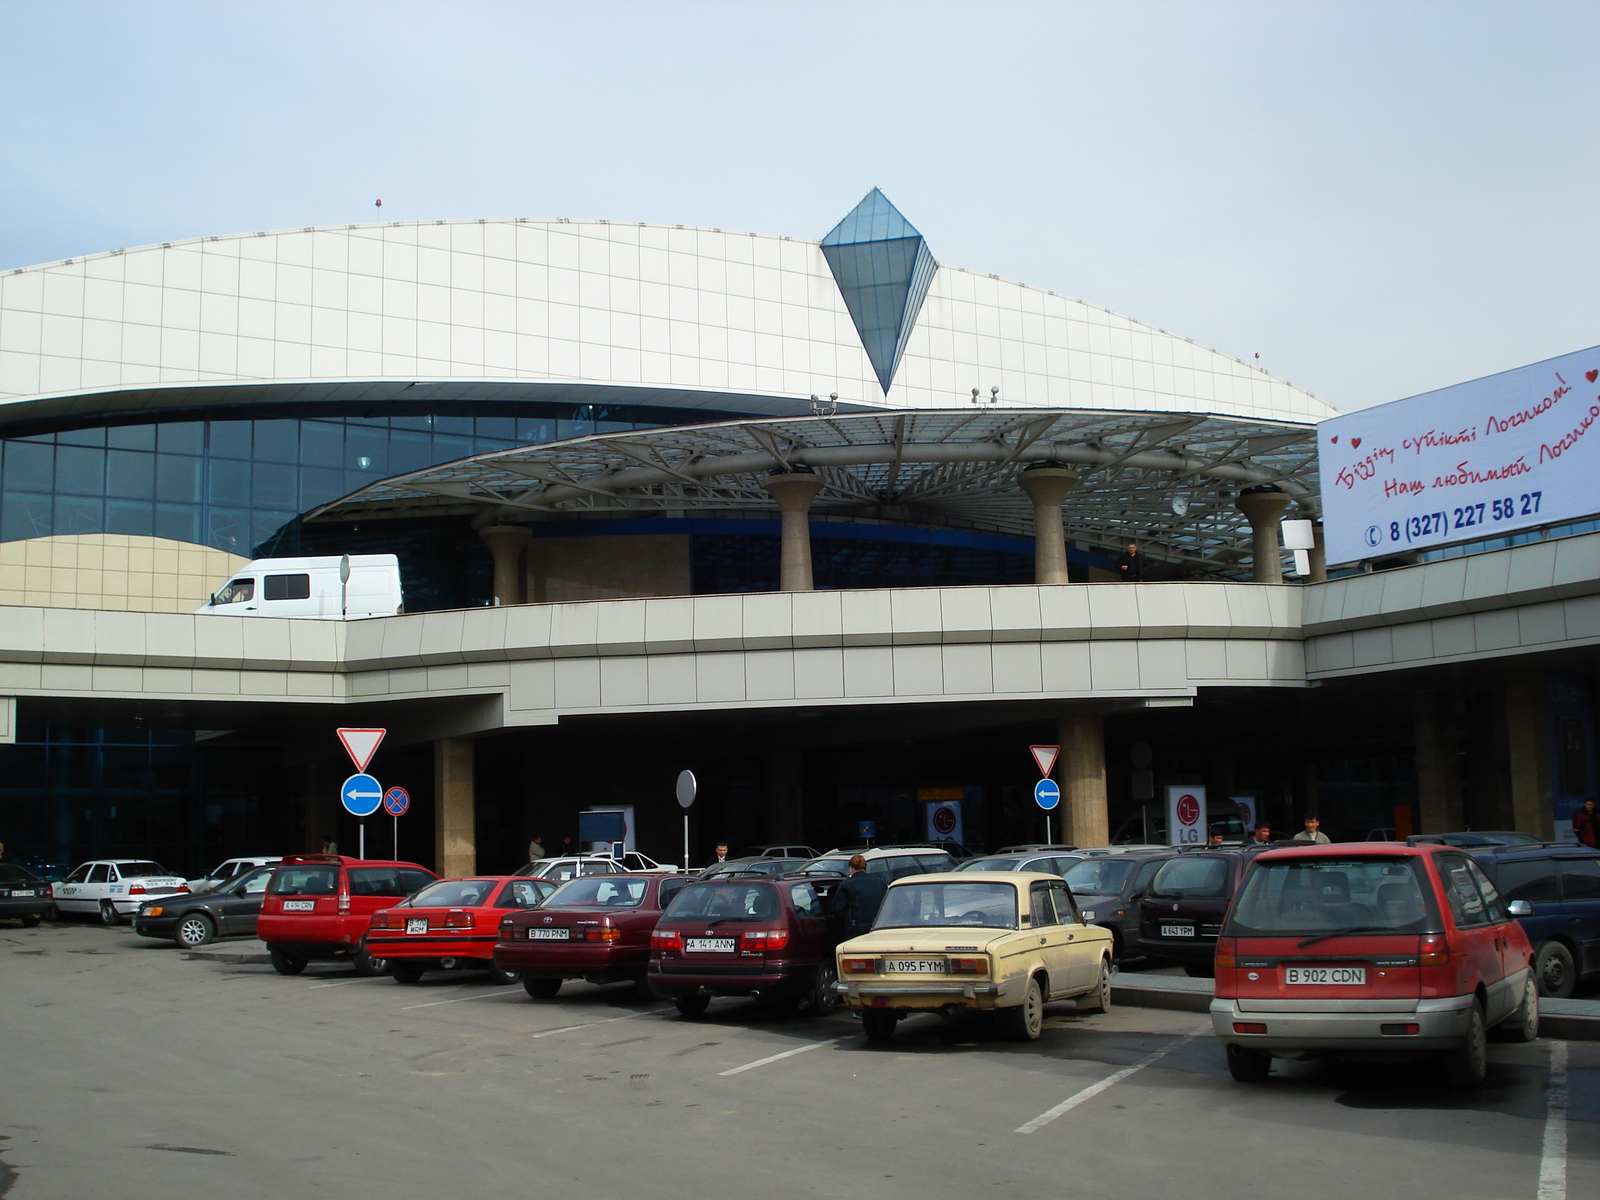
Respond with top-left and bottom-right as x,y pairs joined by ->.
1034,778 -> 1061,811
383,786 -> 410,817
341,773 -> 384,817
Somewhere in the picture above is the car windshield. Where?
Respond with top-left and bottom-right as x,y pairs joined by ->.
497,879 -> 553,909
1063,858 -> 1138,895
116,862 -> 172,878
874,881 -> 1018,930
545,877 -> 652,908
1149,856 -> 1230,898
955,856 -> 1026,872
268,865 -> 338,896
404,879 -> 500,908
1224,857 -> 1442,936
662,882 -> 779,922
0,864 -> 42,883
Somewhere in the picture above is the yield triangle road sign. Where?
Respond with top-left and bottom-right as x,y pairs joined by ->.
1029,744 -> 1060,778
337,727 -> 386,773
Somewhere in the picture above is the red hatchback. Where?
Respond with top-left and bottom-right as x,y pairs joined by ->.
258,855 -> 436,976
494,873 -> 690,1000
647,877 -> 839,1018
1212,843 -> 1538,1085
369,876 -> 558,984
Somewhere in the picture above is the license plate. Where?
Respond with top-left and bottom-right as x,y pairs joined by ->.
281,899 -> 315,912
685,937 -> 736,953
1285,965 -> 1367,985
406,918 -> 428,935
11,890 -> 35,898
883,958 -> 944,973
1161,924 -> 1194,937
529,928 -> 569,940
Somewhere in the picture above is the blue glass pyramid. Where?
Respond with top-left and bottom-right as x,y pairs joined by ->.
821,189 -> 937,393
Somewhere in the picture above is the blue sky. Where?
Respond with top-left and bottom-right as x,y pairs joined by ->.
2,1 -> 1594,411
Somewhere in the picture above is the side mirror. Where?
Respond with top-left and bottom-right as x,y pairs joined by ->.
234,886 -> 250,898
1506,899 -> 1534,918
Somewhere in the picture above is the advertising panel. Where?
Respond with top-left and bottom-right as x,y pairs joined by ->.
1166,785 -> 1206,846
1318,345 -> 1600,564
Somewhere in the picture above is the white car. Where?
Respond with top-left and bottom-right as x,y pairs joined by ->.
592,851 -> 680,873
186,856 -> 282,893
53,860 -> 189,925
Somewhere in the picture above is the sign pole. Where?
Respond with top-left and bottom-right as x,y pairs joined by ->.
359,819 -> 365,861
394,815 -> 399,858
676,770 -> 697,872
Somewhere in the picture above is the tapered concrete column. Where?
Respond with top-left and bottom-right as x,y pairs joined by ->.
1414,691 -> 1463,833
1056,712 -> 1108,847
764,472 -> 824,592
1236,488 -> 1292,583
478,524 -> 531,605
304,760 -> 344,854
1505,674 -> 1553,839
1308,521 -> 1328,583
1018,467 -> 1080,585
434,736 -> 476,877
766,749 -> 804,843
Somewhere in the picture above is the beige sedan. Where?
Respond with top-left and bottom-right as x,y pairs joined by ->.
836,871 -> 1114,1042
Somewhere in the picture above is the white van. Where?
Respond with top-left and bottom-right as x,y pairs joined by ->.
195,555 -> 403,619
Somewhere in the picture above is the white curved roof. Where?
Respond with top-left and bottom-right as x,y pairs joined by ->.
0,217 -> 1339,427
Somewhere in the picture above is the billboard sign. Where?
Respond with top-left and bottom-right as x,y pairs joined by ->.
1166,785 -> 1205,846
1319,345 -> 1600,564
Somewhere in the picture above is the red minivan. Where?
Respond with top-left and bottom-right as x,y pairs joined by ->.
1212,843 -> 1538,1085
258,855 -> 436,976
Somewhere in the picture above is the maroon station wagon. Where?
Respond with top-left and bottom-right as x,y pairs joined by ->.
494,872 -> 690,1000
648,877 -> 839,1018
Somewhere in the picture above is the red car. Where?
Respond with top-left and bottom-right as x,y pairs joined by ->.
494,872 -> 690,1000
369,876 -> 558,984
1212,842 -> 1539,1085
647,876 -> 840,1018
258,855 -> 436,976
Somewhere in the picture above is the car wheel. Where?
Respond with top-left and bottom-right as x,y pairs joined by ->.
486,964 -> 521,986
1535,941 -> 1576,998
352,942 -> 389,977
1183,961 -> 1215,979
801,961 -> 840,1016
21,914 -> 41,928
1226,1044 -> 1272,1082
98,901 -> 121,927
1077,957 -> 1112,1014
270,949 -> 306,976
1003,975 -> 1045,1042
174,913 -> 216,949
1491,976 -> 1540,1044
524,977 -> 562,1000
860,1008 -> 899,1041
390,962 -> 425,984
673,994 -> 711,1018
633,975 -> 658,1001
1443,1002 -> 1488,1086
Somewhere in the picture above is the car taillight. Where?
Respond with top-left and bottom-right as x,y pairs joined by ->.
499,919 -> 517,939
584,927 -> 622,943
1419,934 -> 1451,967
740,929 -> 789,951
175,885 -> 189,894
371,914 -> 402,930
841,957 -> 876,974
128,885 -> 147,896
1233,1022 -> 1268,1034
1214,936 -> 1236,969
442,913 -> 473,929
338,890 -> 351,914
651,930 -> 682,951
947,956 -> 988,976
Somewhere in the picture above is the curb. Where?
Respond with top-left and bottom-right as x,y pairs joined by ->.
181,940 -> 273,965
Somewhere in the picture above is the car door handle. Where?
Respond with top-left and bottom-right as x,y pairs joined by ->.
1039,937 -> 1047,945
1066,933 -> 1074,941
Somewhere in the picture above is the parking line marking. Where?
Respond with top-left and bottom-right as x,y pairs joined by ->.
400,990 -> 522,1011
1015,1026 -> 1206,1134
717,1036 -> 845,1076
1538,1041 -> 1569,1200
309,978 -> 388,989
530,1009 -> 666,1038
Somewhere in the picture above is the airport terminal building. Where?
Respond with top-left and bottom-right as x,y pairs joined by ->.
1,191 -> 1595,876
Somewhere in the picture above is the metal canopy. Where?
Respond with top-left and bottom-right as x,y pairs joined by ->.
305,408 -> 1320,572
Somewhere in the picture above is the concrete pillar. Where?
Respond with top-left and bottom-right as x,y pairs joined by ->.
765,749 -> 804,843
434,736 -> 476,877
1505,674 -> 1553,839
764,472 -> 825,592
478,524 -> 531,605
1308,521 -> 1328,583
1056,712 -> 1108,847
1236,488 -> 1292,584
1018,467 -> 1080,585
304,760 -> 344,854
1414,691 -> 1463,833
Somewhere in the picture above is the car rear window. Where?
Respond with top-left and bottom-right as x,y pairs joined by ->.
662,882 -> 779,922
405,879 -> 499,908
1225,857 -> 1441,936
269,866 -> 338,896
545,877 -> 651,908
0,865 -> 41,883
115,862 -> 172,878
497,879 -> 554,909
876,881 -> 1018,930
349,867 -> 432,897
1064,858 -> 1137,895
957,856 -> 1025,872
1149,856 -> 1230,899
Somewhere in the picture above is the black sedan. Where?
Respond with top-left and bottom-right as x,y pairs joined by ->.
0,863 -> 54,926
134,864 -> 274,947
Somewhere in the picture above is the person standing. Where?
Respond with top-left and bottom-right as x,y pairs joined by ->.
708,842 -> 731,868
1245,823 -> 1273,846
320,835 -> 338,855
831,854 -> 889,939
1575,799 -> 1599,848
1116,543 -> 1145,582
1293,816 -> 1331,844
527,835 -> 547,861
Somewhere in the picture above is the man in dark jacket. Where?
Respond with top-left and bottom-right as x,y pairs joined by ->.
1575,799 -> 1599,849
1116,543 -> 1145,582
831,854 -> 888,939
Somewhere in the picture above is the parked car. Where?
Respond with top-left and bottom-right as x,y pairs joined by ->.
52,860 -> 189,925
369,876 -> 555,984
1138,850 -> 1257,976
954,851 -> 1081,876
257,855 -> 436,976
1063,850 -> 1174,961
495,872 -> 691,999
1469,844 -> 1600,997
648,876 -> 840,1017
596,850 -> 680,873
135,864 -> 277,947
1212,842 -> 1538,1085
700,857 -> 808,880
514,856 -> 629,883
747,844 -> 819,860
1408,831 -> 1543,848
791,846 -> 958,901
836,871 -> 1114,1042
0,863 -> 54,926
185,856 -> 282,894
993,844 -> 1079,855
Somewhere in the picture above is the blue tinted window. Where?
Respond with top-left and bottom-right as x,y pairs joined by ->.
253,421 -> 298,463
3,441 -> 54,492
208,462 -> 252,507
157,423 -> 205,455
106,451 -> 155,499
1,493 -> 51,540
54,495 -> 102,534
154,456 -> 202,503
55,447 -> 104,495
299,423 -> 343,467
209,422 -> 252,459
107,425 -> 156,451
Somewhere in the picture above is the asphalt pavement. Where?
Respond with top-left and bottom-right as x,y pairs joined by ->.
1,920 -> 1596,1200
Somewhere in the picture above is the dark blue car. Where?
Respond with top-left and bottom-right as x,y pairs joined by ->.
1471,844 -> 1600,997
